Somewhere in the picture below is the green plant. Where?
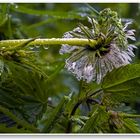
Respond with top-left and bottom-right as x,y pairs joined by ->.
0,3 -> 140,133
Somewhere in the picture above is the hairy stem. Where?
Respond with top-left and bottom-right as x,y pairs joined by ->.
0,38 -> 98,48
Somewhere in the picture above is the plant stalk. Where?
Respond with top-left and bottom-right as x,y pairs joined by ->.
0,38 -> 98,48
66,89 -> 102,133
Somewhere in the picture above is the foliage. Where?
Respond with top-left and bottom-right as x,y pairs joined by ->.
102,64 -> 140,104
0,3 -> 140,134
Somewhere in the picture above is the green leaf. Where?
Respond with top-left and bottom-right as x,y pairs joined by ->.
26,18 -> 58,30
81,105 -> 109,133
0,61 -> 48,125
109,112 -> 140,133
102,64 -> 140,102
84,4 -> 99,15
0,124 -> 32,133
78,81 -> 101,100
122,118 -> 140,133
46,63 -> 65,82
11,4 -> 82,20
42,97 -> 69,133
0,4 -> 9,27
8,62 -> 48,102
0,106 -> 38,132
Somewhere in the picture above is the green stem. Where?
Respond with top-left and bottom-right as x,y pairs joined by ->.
0,38 -> 98,48
66,80 -> 84,133
66,100 -> 82,133
66,88 -> 102,133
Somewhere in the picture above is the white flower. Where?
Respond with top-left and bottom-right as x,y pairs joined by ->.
59,9 -> 137,84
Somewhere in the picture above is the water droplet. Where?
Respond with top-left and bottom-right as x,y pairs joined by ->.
79,13 -> 87,17
59,50 -> 64,55
35,46 -> 40,48
29,47 -> 34,50
1,47 -> 5,50
15,5 -> 18,9
48,97 -> 52,102
43,46 -> 48,50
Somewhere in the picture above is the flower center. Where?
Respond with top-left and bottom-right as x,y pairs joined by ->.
86,43 -> 110,57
